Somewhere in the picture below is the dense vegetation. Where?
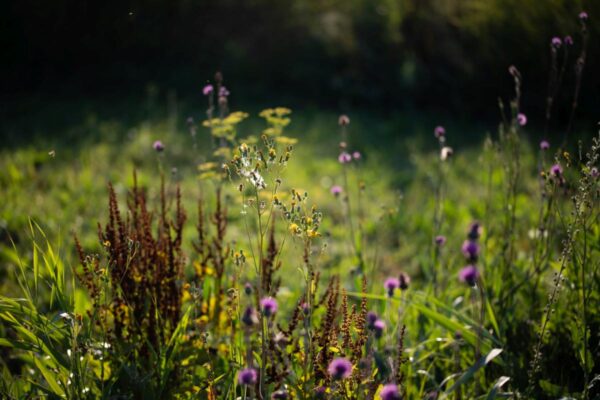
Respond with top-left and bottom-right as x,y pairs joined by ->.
1,10 -> 599,400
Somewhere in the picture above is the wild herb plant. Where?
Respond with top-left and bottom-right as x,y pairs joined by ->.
0,12 -> 599,400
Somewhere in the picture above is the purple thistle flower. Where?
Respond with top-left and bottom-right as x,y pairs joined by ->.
380,384 -> 402,400
244,282 -> 253,295
398,272 -> 411,290
434,126 -> 446,138
330,185 -> 343,196
353,151 -> 361,160
579,11 -> 588,21
540,140 -> 550,150
338,152 -> 352,164
367,311 -> 378,329
462,240 -> 480,261
467,222 -> 482,240
202,84 -> 214,96
384,277 -> 400,297
517,113 -> 527,126
238,368 -> 257,385
153,140 -> 165,152
459,265 -> 479,286
564,35 -> 574,46
373,319 -> 386,338
328,358 -> 353,380
591,167 -> 599,178
550,163 -> 563,177
219,86 -> 230,97
435,235 -> 447,246
551,37 -> 562,48
242,306 -> 259,326
338,115 -> 350,126
260,297 -> 278,317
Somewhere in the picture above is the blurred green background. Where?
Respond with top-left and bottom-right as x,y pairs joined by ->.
1,0 -> 599,148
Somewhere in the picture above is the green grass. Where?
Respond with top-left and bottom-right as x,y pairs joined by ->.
0,96 -> 598,399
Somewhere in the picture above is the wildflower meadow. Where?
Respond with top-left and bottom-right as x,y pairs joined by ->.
1,5 -> 599,400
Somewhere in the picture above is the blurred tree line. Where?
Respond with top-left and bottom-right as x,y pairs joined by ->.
2,0 -> 599,121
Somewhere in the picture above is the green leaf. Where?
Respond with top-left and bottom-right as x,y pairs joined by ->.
445,348 -> 503,394
33,355 -> 65,396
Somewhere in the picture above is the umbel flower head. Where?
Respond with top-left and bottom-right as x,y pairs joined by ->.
380,384 -> 402,400
328,357 -> 353,380
260,297 -> 278,317
238,368 -> 258,385
459,265 -> 479,286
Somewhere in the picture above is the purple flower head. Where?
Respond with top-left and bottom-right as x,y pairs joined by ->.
550,163 -> 563,177
242,306 -> 259,326
153,140 -> 165,152
338,115 -> 350,126
367,311 -> 378,329
564,35 -> 574,46
219,86 -> 230,97
331,185 -> 343,196
467,222 -> 482,240
380,384 -> 402,400
202,84 -> 214,96
435,235 -> 447,246
434,125 -> 446,138
398,272 -> 411,290
462,240 -> 480,261
271,390 -> 288,399
384,277 -> 400,297
540,140 -> 550,150
328,358 -> 353,380
373,319 -> 386,338
260,297 -> 278,317
353,151 -> 362,160
244,282 -> 253,295
551,37 -> 562,48
579,11 -> 588,21
459,265 -> 480,286
238,368 -> 258,385
591,167 -> 599,178
517,113 -> 527,126
338,152 -> 352,164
